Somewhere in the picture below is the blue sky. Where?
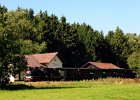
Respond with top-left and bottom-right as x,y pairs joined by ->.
1,0 -> 140,35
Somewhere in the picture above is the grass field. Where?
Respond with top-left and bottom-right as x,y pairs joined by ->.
0,78 -> 140,100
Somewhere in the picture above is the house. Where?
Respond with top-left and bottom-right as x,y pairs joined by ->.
18,52 -> 63,80
25,52 -> 63,68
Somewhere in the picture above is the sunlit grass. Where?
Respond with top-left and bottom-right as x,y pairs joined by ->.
0,78 -> 140,100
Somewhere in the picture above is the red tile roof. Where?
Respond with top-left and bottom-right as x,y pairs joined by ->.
33,52 -> 58,64
82,62 -> 121,69
25,55 -> 44,68
25,52 -> 58,67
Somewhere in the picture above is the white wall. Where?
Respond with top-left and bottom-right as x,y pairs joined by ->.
47,56 -> 63,68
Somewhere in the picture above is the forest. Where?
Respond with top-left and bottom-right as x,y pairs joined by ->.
0,5 -> 140,84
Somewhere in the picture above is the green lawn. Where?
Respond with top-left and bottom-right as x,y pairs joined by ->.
0,79 -> 140,100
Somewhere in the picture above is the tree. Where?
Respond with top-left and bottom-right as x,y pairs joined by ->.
0,8 -> 46,86
50,16 -> 79,67
77,23 -> 104,61
106,27 -> 131,68
19,39 -> 46,54
125,33 -> 140,52
127,51 -> 140,77
0,24 -> 26,86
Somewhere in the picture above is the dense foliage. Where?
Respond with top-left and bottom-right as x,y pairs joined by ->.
0,5 -> 140,85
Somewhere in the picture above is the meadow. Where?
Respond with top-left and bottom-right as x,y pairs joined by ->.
0,78 -> 140,100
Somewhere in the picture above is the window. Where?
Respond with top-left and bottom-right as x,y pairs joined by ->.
54,58 -> 57,62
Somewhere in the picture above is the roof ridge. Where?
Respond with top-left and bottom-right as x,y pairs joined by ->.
33,52 -> 58,55
32,54 -> 41,65
92,62 -> 113,64
32,52 -> 58,64
81,61 -> 120,69
48,52 -> 58,63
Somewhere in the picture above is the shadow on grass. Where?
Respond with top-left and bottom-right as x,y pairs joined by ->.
0,84 -> 35,90
0,84 -> 88,90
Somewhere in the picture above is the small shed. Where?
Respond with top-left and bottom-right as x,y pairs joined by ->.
80,62 -> 124,79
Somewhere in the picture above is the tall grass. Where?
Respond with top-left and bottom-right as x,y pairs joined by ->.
13,78 -> 140,88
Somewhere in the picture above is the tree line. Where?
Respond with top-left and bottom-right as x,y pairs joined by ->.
0,5 -> 140,85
